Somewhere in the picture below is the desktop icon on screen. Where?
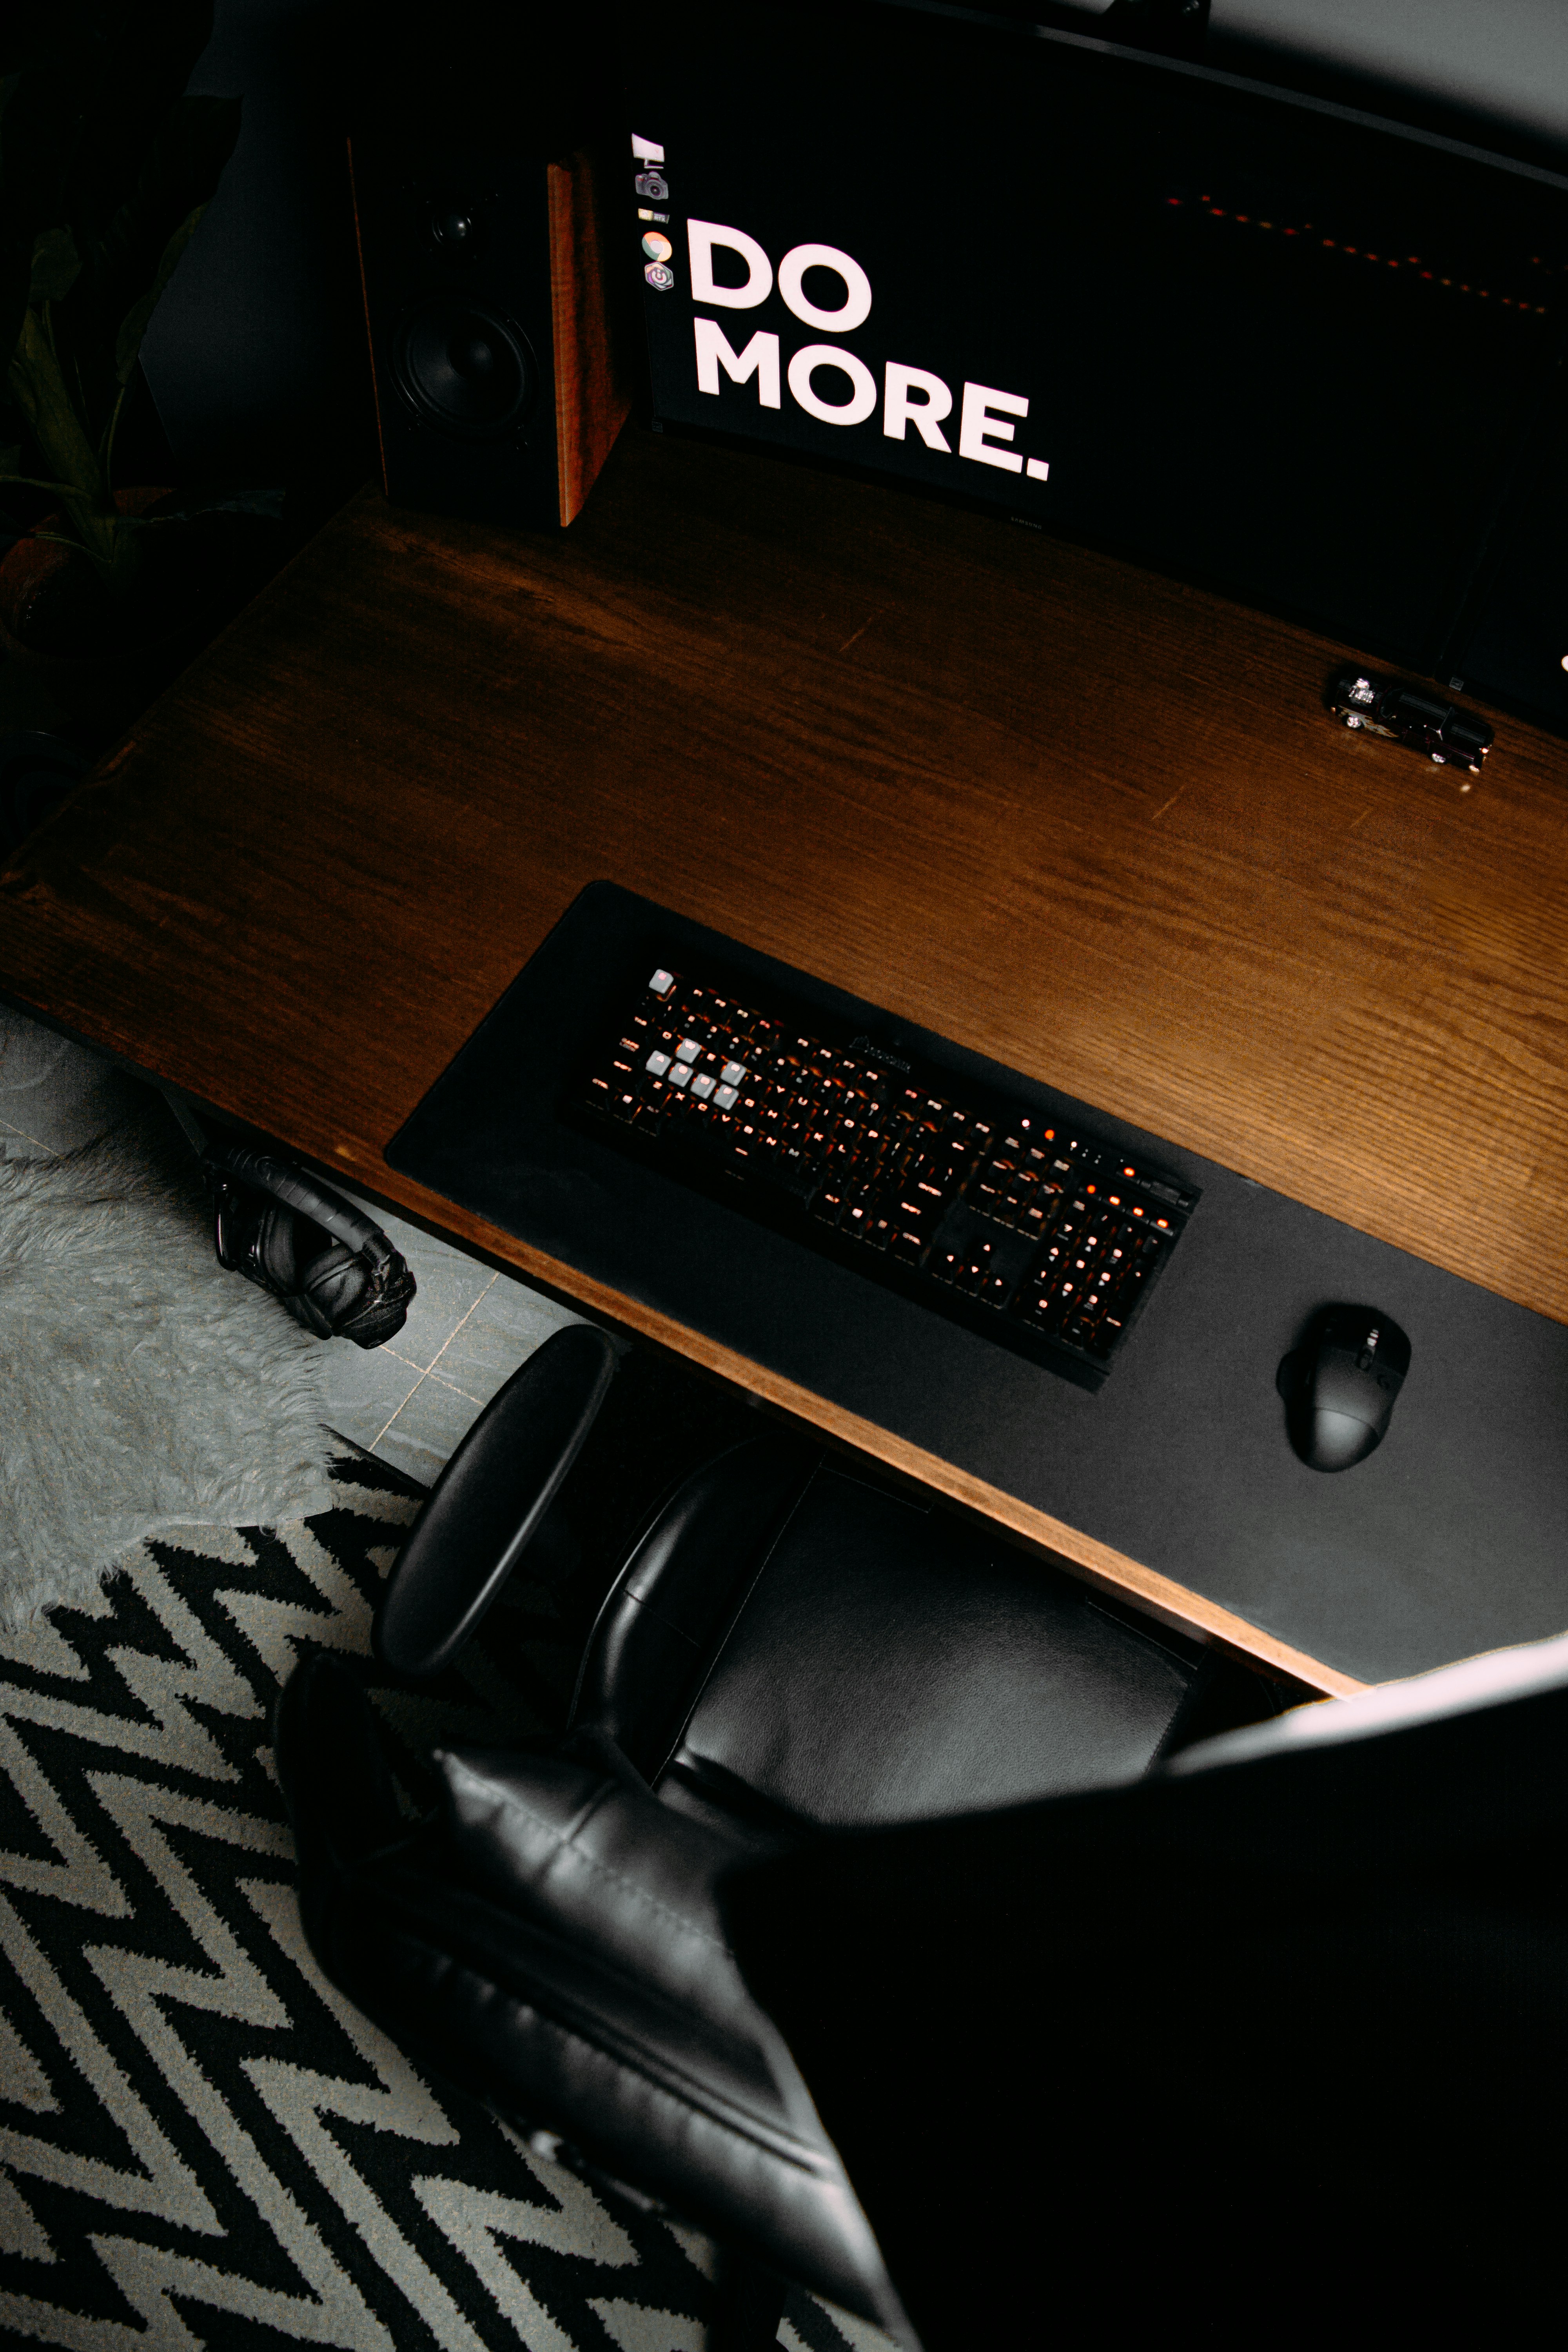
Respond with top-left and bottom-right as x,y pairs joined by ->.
633,130 -> 669,202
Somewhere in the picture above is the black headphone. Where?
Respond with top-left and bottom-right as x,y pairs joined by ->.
204,1142 -> 417,1349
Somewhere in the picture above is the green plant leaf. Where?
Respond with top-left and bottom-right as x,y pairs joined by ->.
29,225 -> 80,305
7,307 -> 105,509
112,203 -> 203,383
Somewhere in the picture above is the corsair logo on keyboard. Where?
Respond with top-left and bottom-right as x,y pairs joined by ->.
850,1036 -> 912,1072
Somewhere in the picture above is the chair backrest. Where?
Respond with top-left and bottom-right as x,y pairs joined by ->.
722,1632 -> 1568,2344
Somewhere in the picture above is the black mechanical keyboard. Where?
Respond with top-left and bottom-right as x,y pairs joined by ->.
574,958 -> 1199,1386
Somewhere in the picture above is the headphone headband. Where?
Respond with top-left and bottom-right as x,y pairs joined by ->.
203,1143 -> 395,1268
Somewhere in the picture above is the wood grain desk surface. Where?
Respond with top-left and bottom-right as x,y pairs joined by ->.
3,427 -> 1566,1695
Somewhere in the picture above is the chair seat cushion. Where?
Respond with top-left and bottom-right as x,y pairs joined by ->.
669,1468 -> 1195,1827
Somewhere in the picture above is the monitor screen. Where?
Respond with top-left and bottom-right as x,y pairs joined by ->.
621,0 -> 1568,669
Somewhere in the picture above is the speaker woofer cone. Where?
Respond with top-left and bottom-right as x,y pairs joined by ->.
391,296 -> 538,439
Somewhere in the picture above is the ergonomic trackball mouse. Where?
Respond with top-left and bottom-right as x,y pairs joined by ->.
1287,1305 -> 1412,1472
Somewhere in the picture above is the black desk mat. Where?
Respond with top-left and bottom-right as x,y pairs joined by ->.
386,882 -> 1568,1685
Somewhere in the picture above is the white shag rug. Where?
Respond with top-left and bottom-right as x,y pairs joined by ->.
0,1105 -> 334,1628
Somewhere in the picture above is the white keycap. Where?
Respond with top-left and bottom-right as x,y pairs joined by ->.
715,1083 -> 739,1109
720,1059 -> 747,1086
645,1050 -> 671,1075
675,1038 -> 701,1064
691,1072 -> 716,1099
650,969 -> 675,994
668,1063 -> 691,1088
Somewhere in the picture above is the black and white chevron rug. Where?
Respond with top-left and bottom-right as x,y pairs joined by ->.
0,1443 -> 889,2352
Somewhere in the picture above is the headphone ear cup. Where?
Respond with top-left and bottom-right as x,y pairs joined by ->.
257,1207 -> 339,1338
299,1240 -> 372,1335
254,1203 -> 303,1295
331,1252 -> 417,1348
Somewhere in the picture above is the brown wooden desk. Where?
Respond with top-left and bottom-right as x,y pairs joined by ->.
3,428 -> 1566,1697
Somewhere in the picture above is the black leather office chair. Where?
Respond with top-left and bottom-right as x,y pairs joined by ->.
278,1326 -> 1245,2348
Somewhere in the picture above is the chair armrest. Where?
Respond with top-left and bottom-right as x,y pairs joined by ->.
434,1742 -> 785,2075
318,1738 -> 896,2320
278,1650 -> 907,2334
373,1323 -> 617,1677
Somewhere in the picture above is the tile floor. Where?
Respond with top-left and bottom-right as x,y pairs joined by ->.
317,1187 -> 591,1485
